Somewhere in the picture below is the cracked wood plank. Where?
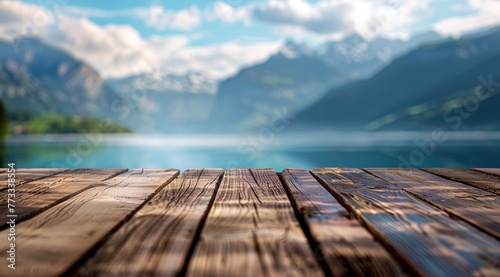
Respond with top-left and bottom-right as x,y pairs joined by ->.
0,168 -> 179,277
75,168 -> 223,277
0,168 -> 127,229
187,168 -> 323,277
366,168 -> 500,239
311,168 -> 500,277
281,168 -> 404,276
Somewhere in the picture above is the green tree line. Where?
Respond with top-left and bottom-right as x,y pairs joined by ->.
0,101 -> 7,139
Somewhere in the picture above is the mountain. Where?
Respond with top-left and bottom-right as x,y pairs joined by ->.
210,40 -> 348,131
294,28 -> 500,131
321,31 -> 442,78
108,71 -> 217,95
107,71 -> 218,133
0,37 -> 125,122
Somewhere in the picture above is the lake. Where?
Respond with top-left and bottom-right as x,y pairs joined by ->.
3,132 -> 500,170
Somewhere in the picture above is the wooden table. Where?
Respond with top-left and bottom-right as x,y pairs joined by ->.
1,168 -> 499,276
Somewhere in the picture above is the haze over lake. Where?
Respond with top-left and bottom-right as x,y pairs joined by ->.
2,1 -> 500,169
6,132 -> 500,170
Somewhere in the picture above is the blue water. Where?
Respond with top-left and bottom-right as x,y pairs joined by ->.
4,132 -> 500,170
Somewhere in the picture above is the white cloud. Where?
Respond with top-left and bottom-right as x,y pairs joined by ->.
251,0 -> 355,35
205,0 -> 433,40
0,1 -> 279,79
205,2 -> 250,23
0,0 -> 54,40
44,15 -> 191,77
162,41 -> 281,78
434,0 -> 500,37
134,5 -> 201,31
63,4 -> 202,31
7,0 -> 498,80
44,15 -> 279,78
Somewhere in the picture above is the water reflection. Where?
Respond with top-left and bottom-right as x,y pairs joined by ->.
5,133 -> 500,170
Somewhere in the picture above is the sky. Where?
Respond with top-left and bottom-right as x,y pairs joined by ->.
1,0 -> 500,79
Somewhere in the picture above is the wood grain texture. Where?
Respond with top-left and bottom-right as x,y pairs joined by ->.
0,168 -> 127,229
187,168 -> 323,277
366,168 -> 500,239
424,168 -> 500,195
75,168 -> 223,277
281,168 -> 404,277
474,168 -> 500,177
0,168 -> 69,191
311,168 -> 500,277
0,168 -> 179,277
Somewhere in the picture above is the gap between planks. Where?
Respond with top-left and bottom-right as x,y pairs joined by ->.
0,168 -> 179,277
365,168 -> 500,240
187,168 -> 324,277
423,168 -> 500,195
0,168 -> 127,230
0,168 -> 70,192
74,168 -> 223,277
311,168 -> 500,277
281,168 -> 405,277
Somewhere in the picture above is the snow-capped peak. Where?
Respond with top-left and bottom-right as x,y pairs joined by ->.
279,39 -> 316,59
112,70 -> 219,95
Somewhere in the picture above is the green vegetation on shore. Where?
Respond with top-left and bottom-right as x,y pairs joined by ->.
8,113 -> 132,135
0,101 -> 8,139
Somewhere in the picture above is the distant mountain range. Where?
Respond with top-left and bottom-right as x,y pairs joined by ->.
210,40 -> 346,131
108,71 -> 217,95
209,32 -> 443,131
0,37 -> 123,121
1,27 -> 499,134
294,27 -> 500,131
107,71 -> 217,132
321,31 -> 442,78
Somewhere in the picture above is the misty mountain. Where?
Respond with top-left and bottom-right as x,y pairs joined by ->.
294,28 -> 500,131
107,71 -> 218,132
210,40 -> 348,131
108,71 -> 218,95
322,31 -> 442,78
0,37 -> 125,122
208,32 -> 445,132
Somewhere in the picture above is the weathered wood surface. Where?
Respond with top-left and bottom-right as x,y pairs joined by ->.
311,168 -> 500,277
0,168 -> 126,229
76,168 -> 223,277
424,168 -> 500,195
367,168 -> 500,239
0,168 -> 69,191
281,168 -> 404,277
474,168 -> 500,177
0,169 -> 178,277
187,168 -> 323,277
2,167 -> 500,277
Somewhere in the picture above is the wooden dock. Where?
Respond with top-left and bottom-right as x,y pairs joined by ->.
1,168 -> 499,276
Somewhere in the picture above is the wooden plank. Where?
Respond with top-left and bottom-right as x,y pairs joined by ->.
75,168 -> 223,277
311,168 -> 500,277
0,168 -> 69,191
474,168 -> 500,177
281,168 -> 404,276
0,168 -> 127,229
0,168 -> 179,277
367,168 -> 500,239
187,168 -> 323,277
424,168 -> 500,195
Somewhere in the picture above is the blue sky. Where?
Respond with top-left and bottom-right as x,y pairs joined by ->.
1,0 -> 499,78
